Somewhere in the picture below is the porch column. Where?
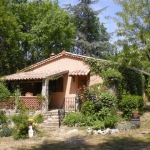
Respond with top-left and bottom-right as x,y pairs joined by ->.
42,78 -> 49,112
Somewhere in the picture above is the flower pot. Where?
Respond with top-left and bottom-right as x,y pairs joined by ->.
25,92 -> 33,96
132,112 -> 139,118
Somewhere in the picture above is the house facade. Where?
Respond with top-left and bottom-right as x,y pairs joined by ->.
3,50 -> 103,112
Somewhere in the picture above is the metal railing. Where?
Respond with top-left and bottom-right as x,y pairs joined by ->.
58,98 -> 65,127
65,97 -> 76,112
58,97 -> 76,127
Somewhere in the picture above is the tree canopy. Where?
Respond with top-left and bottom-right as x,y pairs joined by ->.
0,0 -> 75,76
64,0 -> 113,58
113,0 -> 150,61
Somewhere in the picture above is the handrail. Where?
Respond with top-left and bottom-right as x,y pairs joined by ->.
58,98 -> 65,127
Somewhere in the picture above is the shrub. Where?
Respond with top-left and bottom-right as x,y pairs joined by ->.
0,83 -> 10,101
101,69 -> 123,84
81,100 -> 95,116
63,112 -> 84,127
92,120 -> 105,130
13,123 -> 29,140
11,113 -> 29,140
0,125 -> 13,137
94,107 -> 111,121
33,113 -> 43,124
104,115 -> 118,128
0,111 -> 8,123
95,90 -> 117,111
119,94 -> 144,118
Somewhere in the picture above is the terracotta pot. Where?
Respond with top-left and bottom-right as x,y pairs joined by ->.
25,92 -> 33,96
132,112 -> 139,118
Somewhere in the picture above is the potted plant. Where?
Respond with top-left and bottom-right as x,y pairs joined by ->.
25,92 -> 33,96
132,108 -> 139,118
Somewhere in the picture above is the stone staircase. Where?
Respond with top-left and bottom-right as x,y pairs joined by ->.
39,109 -> 60,129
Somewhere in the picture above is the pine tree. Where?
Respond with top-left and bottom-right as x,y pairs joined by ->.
64,0 -> 113,58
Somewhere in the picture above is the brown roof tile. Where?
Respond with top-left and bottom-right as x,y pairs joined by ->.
4,70 -> 69,81
69,70 -> 90,76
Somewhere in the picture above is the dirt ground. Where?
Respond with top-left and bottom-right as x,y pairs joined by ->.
0,112 -> 150,150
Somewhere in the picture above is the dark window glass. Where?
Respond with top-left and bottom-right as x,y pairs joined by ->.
49,77 -> 63,92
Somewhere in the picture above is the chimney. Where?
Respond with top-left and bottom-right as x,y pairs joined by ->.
50,52 -> 55,57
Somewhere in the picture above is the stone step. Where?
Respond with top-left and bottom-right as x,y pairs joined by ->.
39,122 -> 59,127
38,124 -> 59,129
47,119 -> 59,122
40,109 -> 64,128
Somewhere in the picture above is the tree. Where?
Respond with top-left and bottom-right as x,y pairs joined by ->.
0,0 -> 75,76
113,0 -> 150,63
0,0 -> 21,76
64,0 -> 113,58
10,0 -> 75,66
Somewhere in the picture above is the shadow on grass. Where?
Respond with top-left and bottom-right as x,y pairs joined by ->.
20,134 -> 150,150
144,105 -> 150,112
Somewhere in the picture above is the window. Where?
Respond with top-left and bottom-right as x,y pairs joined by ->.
49,77 -> 63,92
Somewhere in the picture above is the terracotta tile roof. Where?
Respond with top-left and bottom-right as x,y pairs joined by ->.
69,70 -> 90,76
21,50 -> 106,72
4,70 -> 69,81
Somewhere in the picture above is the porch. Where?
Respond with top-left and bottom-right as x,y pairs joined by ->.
0,96 -> 77,112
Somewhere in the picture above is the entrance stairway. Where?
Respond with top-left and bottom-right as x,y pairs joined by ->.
39,109 -> 60,129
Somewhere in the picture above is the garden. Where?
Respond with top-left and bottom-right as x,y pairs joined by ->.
63,58 -> 147,131
0,82 -> 44,140
0,58 -> 149,142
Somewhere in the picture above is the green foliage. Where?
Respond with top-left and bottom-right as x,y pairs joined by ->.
92,120 -> 105,130
65,0 -> 113,57
32,113 -> 43,124
95,90 -> 117,111
0,83 -> 11,101
64,85 -> 118,129
119,94 -> 144,118
113,0 -> 150,61
0,0 -> 20,76
37,94 -> 46,102
0,0 -> 75,75
11,113 -> 29,140
63,112 -> 84,127
13,123 -> 29,140
0,125 -> 13,137
85,57 -> 144,97
104,115 -> 118,128
120,67 -> 143,96
0,111 -> 8,123
101,69 -> 123,84
81,101 -> 95,116
85,58 -> 119,75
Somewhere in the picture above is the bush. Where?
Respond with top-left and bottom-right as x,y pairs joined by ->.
11,113 -> 29,140
0,111 -> 8,123
0,83 -> 10,101
81,100 -> 95,116
13,123 -> 29,140
95,90 -> 117,111
33,113 -> 43,124
0,125 -> 13,137
94,107 -> 111,121
92,120 -> 105,130
104,115 -> 118,128
101,69 -> 123,83
63,112 -> 85,127
119,94 -> 144,118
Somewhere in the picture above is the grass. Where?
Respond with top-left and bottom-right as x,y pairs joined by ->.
0,110 -> 150,150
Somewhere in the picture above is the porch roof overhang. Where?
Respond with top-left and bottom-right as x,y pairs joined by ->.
2,70 -> 69,81
69,70 -> 90,76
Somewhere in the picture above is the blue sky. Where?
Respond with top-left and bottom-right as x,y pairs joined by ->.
58,0 -> 122,42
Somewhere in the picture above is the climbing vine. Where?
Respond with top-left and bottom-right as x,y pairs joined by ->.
85,58 -> 145,97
